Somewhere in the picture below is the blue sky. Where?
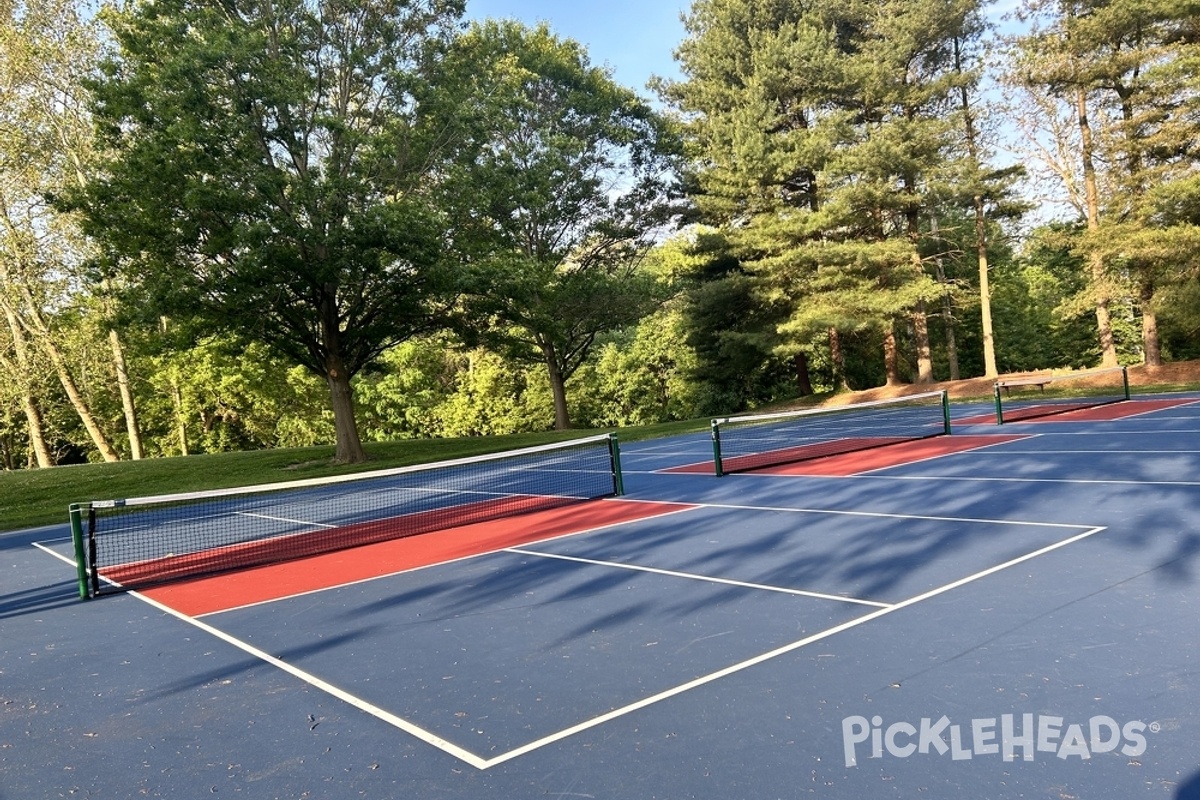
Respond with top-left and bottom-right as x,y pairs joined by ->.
464,0 -> 689,96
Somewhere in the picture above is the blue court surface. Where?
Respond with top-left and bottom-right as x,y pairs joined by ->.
4,392 -> 1200,799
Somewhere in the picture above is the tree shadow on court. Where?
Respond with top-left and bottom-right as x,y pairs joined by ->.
0,580 -> 82,620
1177,770 -> 1200,799
136,624 -> 385,702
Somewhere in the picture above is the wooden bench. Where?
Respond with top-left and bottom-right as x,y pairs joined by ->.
995,375 -> 1054,395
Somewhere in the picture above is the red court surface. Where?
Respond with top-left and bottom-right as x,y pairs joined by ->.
746,434 -> 1030,476
665,434 -> 1028,477
956,396 -> 1197,425
1020,396 -> 1198,422
142,498 -> 693,616
13,391 -> 1200,800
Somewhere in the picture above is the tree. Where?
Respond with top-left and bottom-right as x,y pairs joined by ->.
667,0 -> 986,387
425,20 -> 681,429
1006,0 -> 1200,368
1,0 -> 125,464
72,0 -> 465,462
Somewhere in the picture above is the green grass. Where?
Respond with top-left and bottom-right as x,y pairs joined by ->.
5,369 -> 1196,535
0,420 -> 713,534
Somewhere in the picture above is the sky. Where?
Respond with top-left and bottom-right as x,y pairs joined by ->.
464,0 -> 689,96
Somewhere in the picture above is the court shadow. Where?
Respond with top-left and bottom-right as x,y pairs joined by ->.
0,581 -> 81,620
1177,770 -> 1200,799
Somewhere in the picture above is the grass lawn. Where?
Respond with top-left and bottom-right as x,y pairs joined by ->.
5,364 -> 1197,535
0,419 -> 714,533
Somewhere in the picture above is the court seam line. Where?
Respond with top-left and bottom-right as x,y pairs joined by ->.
503,547 -> 892,608
476,523 -> 1109,769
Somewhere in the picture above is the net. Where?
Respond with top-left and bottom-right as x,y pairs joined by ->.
69,434 -> 623,597
993,367 -> 1129,424
710,390 -> 951,476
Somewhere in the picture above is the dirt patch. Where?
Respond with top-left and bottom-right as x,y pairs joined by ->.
814,359 -> 1200,409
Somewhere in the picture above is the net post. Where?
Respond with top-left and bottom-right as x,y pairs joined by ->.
68,504 -> 91,600
1121,366 -> 1130,400
711,419 -> 724,477
941,390 -> 952,435
607,434 -> 625,496
993,382 -> 1004,425
86,506 -> 100,597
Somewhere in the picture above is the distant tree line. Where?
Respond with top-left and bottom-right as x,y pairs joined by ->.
2,0 -> 1198,468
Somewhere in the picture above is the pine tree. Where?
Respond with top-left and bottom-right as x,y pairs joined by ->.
667,0 -> 988,387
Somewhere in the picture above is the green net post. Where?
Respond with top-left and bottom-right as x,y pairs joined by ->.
1121,366 -> 1130,400
711,420 -> 725,477
941,391 -> 952,435
608,434 -> 625,496
993,383 -> 1004,425
69,504 -> 90,600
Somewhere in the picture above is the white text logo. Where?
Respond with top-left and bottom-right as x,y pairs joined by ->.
841,714 -> 1150,767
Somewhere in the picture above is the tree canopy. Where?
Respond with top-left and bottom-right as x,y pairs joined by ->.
423,19 -> 682,429
72,0 -> 466,462
4,0 -> 1200,469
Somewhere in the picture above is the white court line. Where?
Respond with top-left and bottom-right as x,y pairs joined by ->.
831,474 -> 1200,487
33,510 -> 1107,771
504,547 -> 892,608
687,501 -> 1094,529
956,448 -> 1200,454
32,542 -> 488,768
195,502 -> 701,616
141,589 -> 493,770
478,523 -> 1108,768
236,511 -> 339,528
1030,428 -> 1200,435
853,434 -> 1036,476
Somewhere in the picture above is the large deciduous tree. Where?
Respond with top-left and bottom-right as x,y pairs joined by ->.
73,0 -> 464,462
425,20 -> 681,430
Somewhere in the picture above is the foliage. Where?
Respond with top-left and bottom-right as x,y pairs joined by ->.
666,0 -> 991,385
424,20 -> 682,429
71,0 -> 466,462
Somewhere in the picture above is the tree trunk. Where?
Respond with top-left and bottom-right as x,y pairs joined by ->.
40,335 -> 121,462
1140,279 -> 1161,367
318,287 -> 366,463
1,304 -> 53,467
954,35 -> 997,379
883,324 -> 902,387
912,300 -> 934,383
21,395 -> 53,468
929,215 -> 959,381
793,352 -> 814,396
10,275 -> 120,461
171,378 -> 190,456
325,353 -> 366,463
540,338 -> 572,430
975,199 -> 997,378
828,328 -> 849,391
1076,85 -> 1119,368
906,206 -> 933,384
109,328 -> 144,459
